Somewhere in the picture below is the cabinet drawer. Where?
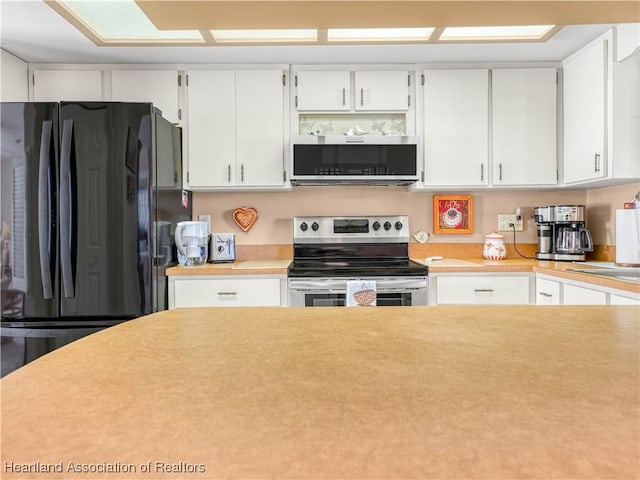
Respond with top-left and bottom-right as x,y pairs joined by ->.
536,278 -> 561,305
436,275 -> 530,305
174,278 -> 281,307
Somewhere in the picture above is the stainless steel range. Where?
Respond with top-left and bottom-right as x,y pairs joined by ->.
287,216 -> 428,307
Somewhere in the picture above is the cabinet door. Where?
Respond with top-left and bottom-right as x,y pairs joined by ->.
563,39 -> 607,183
536,277 -> 561,305
32,70 -> 103,101
423,69 -> 489,186
236,70 -> 285,187
111,70 -> 180,124
610,293 -> 640,305
295,70 -> 350,111
354,70 -> 409,111
563,284 -> 607,305
185,70 -> 237,187
492,68 -> 557,185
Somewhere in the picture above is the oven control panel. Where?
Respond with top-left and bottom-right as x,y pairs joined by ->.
293,215 -> 410,243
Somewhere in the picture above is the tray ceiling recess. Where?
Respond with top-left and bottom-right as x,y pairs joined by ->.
45,1 -> 639,47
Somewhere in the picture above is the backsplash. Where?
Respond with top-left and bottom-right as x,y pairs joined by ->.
194,187 -> 588,244
298,114 -> 406,136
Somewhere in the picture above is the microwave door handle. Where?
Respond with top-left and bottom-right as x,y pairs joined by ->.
37,120 -> 54,300
60,119 -> 75,298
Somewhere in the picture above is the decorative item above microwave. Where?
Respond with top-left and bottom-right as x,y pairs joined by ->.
291,135 -> 419,186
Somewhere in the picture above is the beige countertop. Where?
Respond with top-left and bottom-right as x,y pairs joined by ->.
1,306 -> 638,479
167,258 -> 640,294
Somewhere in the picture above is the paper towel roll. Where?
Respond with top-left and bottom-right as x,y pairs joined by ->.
616,209 -> 640,267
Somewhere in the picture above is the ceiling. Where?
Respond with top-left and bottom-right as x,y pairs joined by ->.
0,1 -> 637,65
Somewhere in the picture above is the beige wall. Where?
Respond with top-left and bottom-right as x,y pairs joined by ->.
586,183 -> 640,245
194,187 -> 593,245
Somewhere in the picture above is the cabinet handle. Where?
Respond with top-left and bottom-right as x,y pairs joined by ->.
240,164 -> 244,182
480,164 -> 484,181
360,88 -> 364,106
474,289 -> 494,293
499,163 -> 503,181
342,88 -> 345,106
594,153 -> 600,173
217,291 -> 237,296
227,164 -> 231,182
539,292 -> 553,297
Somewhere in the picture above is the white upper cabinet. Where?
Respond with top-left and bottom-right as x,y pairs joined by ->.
295,70 -> 350,111
563,37 -> 607,184
422,69 -> 489,187
186,70 -> 236,187
235,70 -> 286,187
354,70 -> 410,110
492,68 -> 558,186
185,69 -> 287,190
31,70 -> 103,102
294,68 -> 410,111
563,29 -> 639,185
111,70 -> 180,124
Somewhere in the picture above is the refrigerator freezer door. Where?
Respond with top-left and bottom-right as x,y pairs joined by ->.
1,102 -> 59,320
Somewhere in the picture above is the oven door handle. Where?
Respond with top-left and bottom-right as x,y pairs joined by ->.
289,280 -> 346,291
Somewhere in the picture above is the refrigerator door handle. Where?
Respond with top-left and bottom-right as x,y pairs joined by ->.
38,121 -> 54,300
60,119 -> 75,298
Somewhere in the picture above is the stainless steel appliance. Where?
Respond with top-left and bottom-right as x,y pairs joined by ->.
287,215 -> 428,307
291,136 -> 419,185
534,205 -> 594,261
1,102 -> 192,376
210,233 -> 236,263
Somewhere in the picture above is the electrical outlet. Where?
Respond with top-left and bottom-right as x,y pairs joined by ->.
497,214 -> 524,232
198,214 -> 211,232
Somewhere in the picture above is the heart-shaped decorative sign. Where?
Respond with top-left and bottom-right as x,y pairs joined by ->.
233,207 -> 258,232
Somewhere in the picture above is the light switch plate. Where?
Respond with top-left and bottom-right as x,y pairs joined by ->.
198,214 -> 211,232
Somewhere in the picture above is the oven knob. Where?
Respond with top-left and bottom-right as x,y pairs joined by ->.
300,222 -> 308,231
372,221 -> 380,231
395,221 -> 403,231
383,221 -> 392,231
311,222 -> 319,231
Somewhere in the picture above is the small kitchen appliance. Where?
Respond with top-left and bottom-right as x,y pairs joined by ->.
175,221 -> 209,266
210,233 -> 236,263
533,205 -> 594,261
287,215 -> 428,307
615,208 -> 640,267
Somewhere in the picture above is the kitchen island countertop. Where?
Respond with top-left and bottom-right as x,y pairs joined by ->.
1,306 -> 638,479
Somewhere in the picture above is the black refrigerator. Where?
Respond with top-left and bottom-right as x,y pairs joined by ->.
1,102 -> 192,376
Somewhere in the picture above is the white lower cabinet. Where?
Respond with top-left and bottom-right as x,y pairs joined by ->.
610,294 -> 640,305
536,273 -> 639,305
433,274 -> 532,305
536,277 -> 562,305
563,284 -> 608,305
169,276 -> 286,308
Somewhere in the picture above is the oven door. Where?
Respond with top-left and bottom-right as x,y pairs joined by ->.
288,277 -> 428,307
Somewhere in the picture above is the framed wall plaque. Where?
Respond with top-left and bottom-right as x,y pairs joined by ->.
433,195 -> 473,234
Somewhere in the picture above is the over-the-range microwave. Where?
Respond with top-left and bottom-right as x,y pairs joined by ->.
291,135 -> 419,186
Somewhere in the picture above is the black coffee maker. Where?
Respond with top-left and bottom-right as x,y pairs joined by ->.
534,205 -> 594,261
